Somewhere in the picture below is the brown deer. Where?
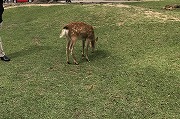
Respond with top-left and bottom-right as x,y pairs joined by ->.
59,22 -> 98,65
163,4 -> 180,10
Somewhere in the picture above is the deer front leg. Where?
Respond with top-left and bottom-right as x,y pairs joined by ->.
70,38 -> 79,65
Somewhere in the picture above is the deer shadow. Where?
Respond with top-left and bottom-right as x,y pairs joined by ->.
8,45 -> 54,59
81,49 -> 111,63
8,45 -> 110,64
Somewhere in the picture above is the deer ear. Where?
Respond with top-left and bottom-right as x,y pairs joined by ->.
95,37 -> 98,42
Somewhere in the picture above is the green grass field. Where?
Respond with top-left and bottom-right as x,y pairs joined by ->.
0,0 -> 180,118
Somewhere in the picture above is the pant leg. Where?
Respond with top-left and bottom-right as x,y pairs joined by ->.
0,37 -> 5,57
0,5 -> 5,57
0,5 -> 4,23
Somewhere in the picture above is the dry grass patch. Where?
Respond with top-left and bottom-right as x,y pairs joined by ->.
144,10 -> 180,22
103,3 -> 131,8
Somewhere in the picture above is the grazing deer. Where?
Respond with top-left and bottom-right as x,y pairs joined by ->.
163,4 -> 180,10
59,22 -> 98,65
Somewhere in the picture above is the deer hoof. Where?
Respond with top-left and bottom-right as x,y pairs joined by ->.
86,59 -> 90,62
74,62 -> 79,65
82,55 -> 85,60
67,61 -> 71,64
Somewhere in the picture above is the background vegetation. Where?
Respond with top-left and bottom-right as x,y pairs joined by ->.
0,0 -> 179,118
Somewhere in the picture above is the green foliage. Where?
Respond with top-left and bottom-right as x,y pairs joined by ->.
0,2 -> 179,119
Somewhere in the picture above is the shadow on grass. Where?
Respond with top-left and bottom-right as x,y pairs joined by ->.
8,45 -> 54,59
81,49 -> 111,63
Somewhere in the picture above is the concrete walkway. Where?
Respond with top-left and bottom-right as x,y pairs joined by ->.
3,0 -> 140,8
58,0 -> 140,4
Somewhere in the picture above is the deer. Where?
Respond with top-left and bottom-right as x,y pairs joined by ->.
163,4 -> 180,10
59,22 -> 98,65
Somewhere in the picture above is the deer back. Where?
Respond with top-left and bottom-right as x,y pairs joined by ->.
65,22 -> 95,40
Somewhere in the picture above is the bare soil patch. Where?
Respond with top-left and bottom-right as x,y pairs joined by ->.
144,10 -> 180,22
4,3 -> 65,9
103,3 -> 131,8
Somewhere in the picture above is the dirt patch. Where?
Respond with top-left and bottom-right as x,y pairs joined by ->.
103,3 -> 131,8
4,3 -> 65,9
4,3 -> 131,9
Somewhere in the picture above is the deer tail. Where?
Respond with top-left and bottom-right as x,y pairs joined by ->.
59,26 -> 69,38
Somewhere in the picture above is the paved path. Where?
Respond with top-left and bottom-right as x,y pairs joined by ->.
4,0 -> 140,9
59,0 -> 140,3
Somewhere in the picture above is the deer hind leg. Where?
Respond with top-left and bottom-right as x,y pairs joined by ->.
82,40 -> 85,59
85,39 -> 90,62
66,40 -> 71,64
70,37 -> 78,65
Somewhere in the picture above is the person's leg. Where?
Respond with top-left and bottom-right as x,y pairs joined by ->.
0,38 -> 5,57
0,5 -> 10,61
0,37 -> 10,61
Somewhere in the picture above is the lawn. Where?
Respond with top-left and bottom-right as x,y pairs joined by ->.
0,0 -> 179,118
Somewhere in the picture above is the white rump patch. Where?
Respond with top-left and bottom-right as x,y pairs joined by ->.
59,29 -> 69,38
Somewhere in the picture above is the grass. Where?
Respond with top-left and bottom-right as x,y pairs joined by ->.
0,1 -> 180,119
